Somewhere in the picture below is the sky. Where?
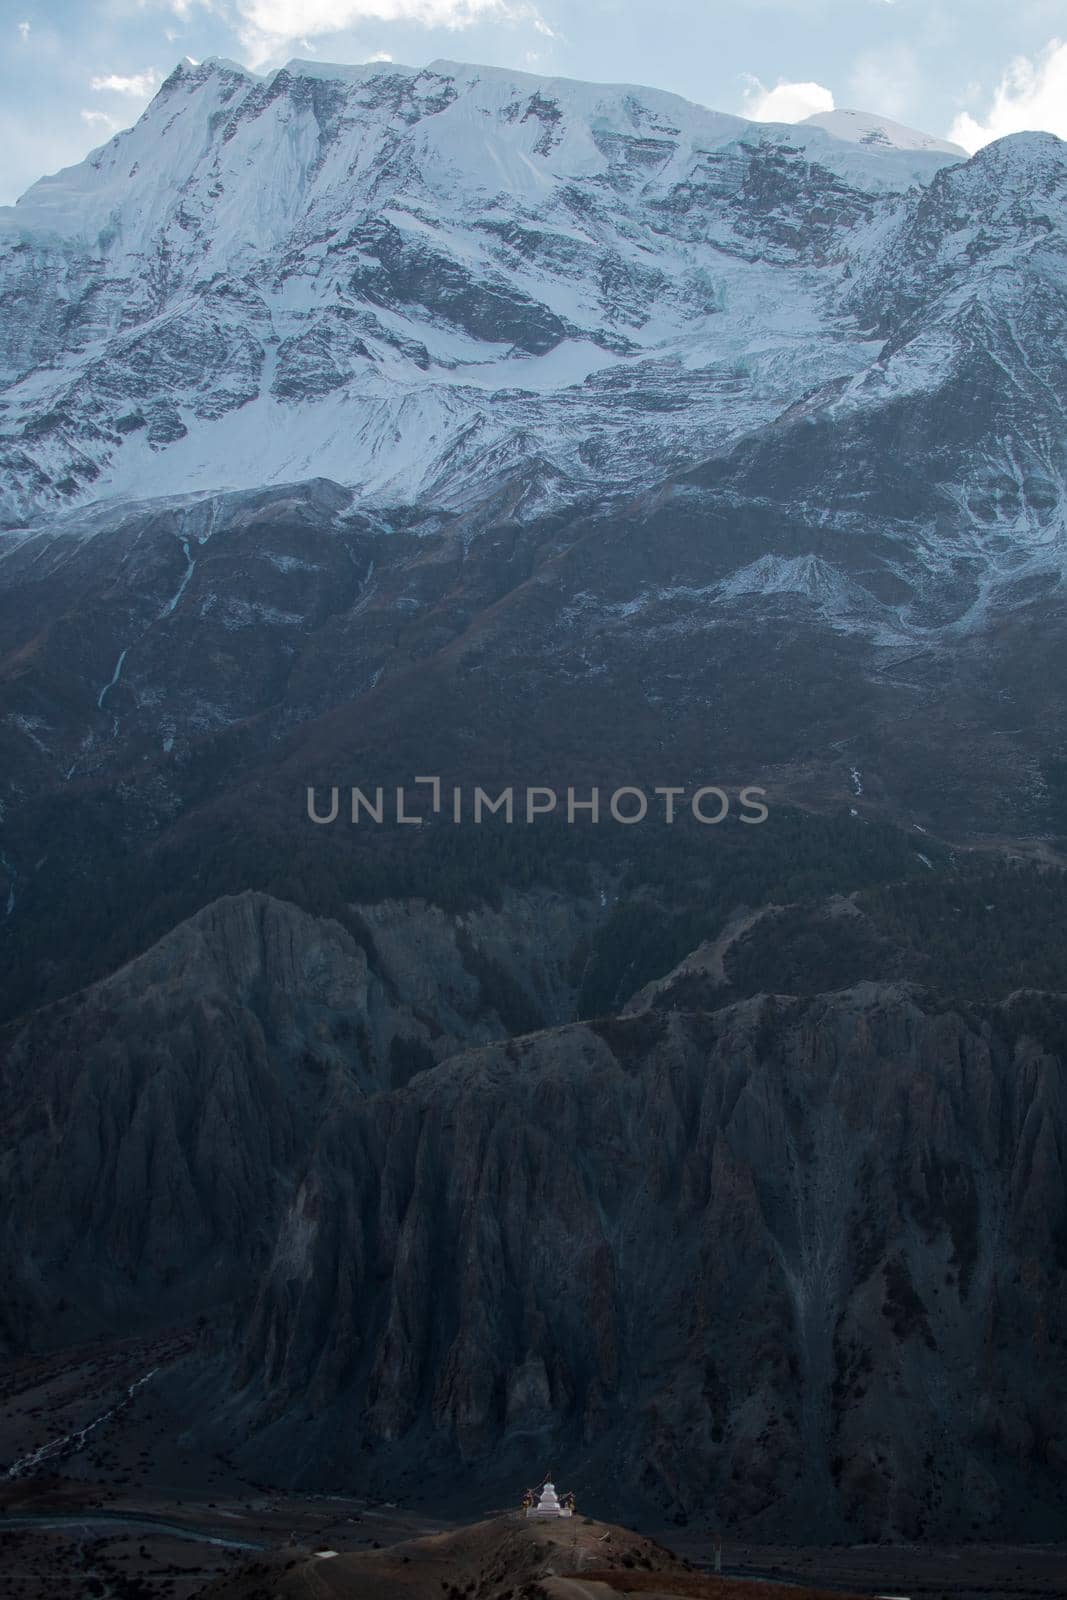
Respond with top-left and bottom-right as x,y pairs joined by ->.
2,1 -> 1067,205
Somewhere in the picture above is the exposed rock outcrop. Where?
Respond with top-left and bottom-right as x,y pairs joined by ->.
2,898 -> 1064,1540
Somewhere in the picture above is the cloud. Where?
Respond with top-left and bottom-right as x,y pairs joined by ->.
233,0 -> 544,70
741,75 -> 834,123
17,20 -> 30,39
847,42 -> 918,121
236,0 -> 515,38
90,70 -> 163,97
81,110 -> 124,132
949,37 -> 1067,152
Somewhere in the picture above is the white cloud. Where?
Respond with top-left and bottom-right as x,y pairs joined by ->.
234,0 -> 542,70
949,38 -> 1067,153
17,20 -> 30,39
741,75 -> 834,123
90,70 -> 163,97
236,0 -> 513,37
847,42 -> 918,121
80,110 -> 124,132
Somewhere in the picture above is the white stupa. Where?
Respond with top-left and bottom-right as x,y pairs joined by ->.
526,1477 -> 572,1518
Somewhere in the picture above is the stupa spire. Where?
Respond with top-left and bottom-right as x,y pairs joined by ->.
525,1474 -> 573,1517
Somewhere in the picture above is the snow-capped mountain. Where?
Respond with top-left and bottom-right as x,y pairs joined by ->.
798,107 -> 966,157
4,64 -> 1067,1543
0,57 -> 1064,845
0,56 -> 966,527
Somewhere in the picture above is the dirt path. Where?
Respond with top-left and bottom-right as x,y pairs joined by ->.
624,902 -> 778,1011
544,1581 -> 619,1599
0,1510 -> 263,1550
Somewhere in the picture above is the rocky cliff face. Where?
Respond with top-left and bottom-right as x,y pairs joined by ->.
2,892 -> 1065,1539
0,886 -> 597,1340
206,978 -> 1067,1542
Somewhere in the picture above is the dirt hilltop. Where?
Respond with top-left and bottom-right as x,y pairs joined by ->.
195,1512 -> 867,1598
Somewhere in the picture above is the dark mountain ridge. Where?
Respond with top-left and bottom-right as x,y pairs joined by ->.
2,890 -> 1066,1540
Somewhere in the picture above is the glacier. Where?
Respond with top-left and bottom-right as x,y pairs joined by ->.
0,55 -> 970,529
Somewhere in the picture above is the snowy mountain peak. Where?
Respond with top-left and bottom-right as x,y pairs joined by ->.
962,127 -> 1067,179
798,108 -> 966,157
163,54 -> 252,87
0,57 -> 1056,532
273,56 -> 421,85
2,56 -> 964,256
